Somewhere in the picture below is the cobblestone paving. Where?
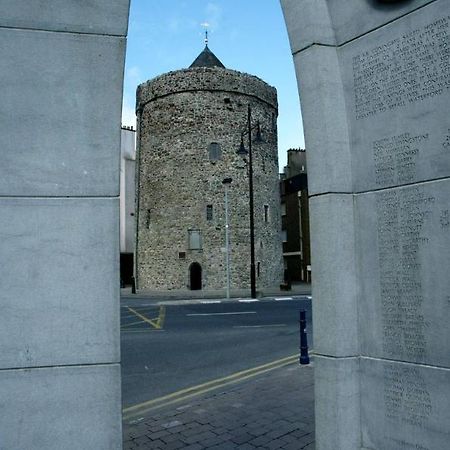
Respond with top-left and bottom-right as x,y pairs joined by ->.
123,363 -> 315,449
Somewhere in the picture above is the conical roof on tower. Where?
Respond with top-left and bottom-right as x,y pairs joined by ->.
189,44 -> 225,69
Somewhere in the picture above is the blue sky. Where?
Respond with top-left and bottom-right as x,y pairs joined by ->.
121,0 -> 304,169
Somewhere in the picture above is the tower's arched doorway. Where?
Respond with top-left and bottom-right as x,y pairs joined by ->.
189,262 -> 202,290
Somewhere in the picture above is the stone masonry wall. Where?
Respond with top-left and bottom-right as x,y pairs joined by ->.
136,67 -> 283,292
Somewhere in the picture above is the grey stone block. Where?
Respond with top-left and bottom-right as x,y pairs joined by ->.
281,0 -> 435,53
0,364 -> 122,450
0,198 -> 120,369
315,355 -> 360,450
356,179 -> 450,368
0,28 -> 125,196
0,0 -> 130,35
280,0 -> 335,54
340,0 -> 450,193
294,46 -> 352,195
283,1 -> 450,449
361,357 -> 450,450
310,194 -> 359,357
328,0 -> 435,46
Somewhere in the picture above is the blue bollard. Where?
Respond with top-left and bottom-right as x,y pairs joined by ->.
299,310 -> 310,365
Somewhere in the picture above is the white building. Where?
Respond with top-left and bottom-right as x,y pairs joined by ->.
120,126 -> 136,285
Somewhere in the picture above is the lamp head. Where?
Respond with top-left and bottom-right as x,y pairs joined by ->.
237,135 -> 248,157
254,122 -> 264,143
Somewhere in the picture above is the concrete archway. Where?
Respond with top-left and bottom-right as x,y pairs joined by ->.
0,2 -> 303,449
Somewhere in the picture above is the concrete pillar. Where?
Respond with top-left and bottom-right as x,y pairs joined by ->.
281,1 -> 450,449
0,1 -> 130,448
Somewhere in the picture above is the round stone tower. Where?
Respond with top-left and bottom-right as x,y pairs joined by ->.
135,45 -> 283,293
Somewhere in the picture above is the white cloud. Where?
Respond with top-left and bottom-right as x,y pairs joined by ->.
166,12 -> 197,35
121,98 -> 137,129
126,66 -> 144,85
205,2 -> 222,31
168,16 -> 181,33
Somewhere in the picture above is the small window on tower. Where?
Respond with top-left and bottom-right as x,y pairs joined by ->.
264,205 -> 269,223
146,209 -> 151,228
208,142 -> 221,162
206,205 -> 213,221
188,229 -> 202,250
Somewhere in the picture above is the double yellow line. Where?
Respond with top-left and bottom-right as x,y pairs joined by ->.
123,354 -> 298,421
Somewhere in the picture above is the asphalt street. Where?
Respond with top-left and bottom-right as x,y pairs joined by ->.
120,296 -> 313,410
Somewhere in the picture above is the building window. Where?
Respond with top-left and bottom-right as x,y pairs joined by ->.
264,205 -> 269,223
206,205 -> 213,221
208,142 -> 221,162
281,230 -> 287,242
188,229 -> 202,250
280,203 -> 286,216
179,252 -> 186,259
257,262 -> 261,277
146,209 -> 151,228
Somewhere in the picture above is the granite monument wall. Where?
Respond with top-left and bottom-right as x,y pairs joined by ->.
0,1 -> 129,448
281,0 -> 450,449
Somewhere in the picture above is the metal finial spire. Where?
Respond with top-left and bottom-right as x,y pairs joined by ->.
201,22 -> 210,46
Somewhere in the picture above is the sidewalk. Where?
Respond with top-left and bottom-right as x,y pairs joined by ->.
121,282 -> 312,302
123,361 -> 315,450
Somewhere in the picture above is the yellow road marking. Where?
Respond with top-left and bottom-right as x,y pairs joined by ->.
121,320 -> 146,328
122,306 -> 159,314
121,329 -> 165,333
121,312 -> 151,319
127,306 -> 166,330
158,305 -> 166,329
123,354 -> 298,420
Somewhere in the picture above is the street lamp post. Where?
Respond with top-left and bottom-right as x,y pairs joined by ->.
237,105 -> 263,299
222,177 -> 232,300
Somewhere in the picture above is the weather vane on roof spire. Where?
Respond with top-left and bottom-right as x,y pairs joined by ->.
201,22 -> 210,46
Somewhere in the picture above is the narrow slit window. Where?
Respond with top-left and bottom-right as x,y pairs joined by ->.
206,205 -> 213,221
146,209 -> 151,228
264,205 -> 269,223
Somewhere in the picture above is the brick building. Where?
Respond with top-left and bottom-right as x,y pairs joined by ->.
280,149 -> 311,283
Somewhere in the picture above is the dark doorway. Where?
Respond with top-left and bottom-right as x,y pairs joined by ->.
120,253 -> 134,286
189,262 -> 202,290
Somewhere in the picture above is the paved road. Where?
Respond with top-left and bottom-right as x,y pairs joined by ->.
121,296 -> 313,409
